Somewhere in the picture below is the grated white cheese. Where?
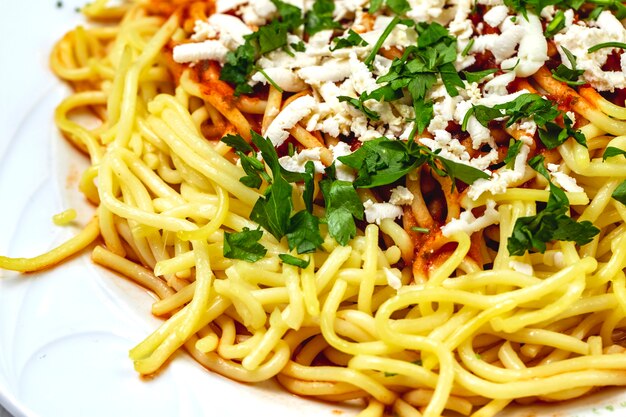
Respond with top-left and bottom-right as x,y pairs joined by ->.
265,96 -> 317,147
554,11 -> 626,92
467,143 -> 530,200
547,163 -> 584,192
389,186 -> 414,206
278,148 -> 325,174
484,5 -> 509,27
508,14 -> 548,77
363,200 -> 404,225
173,40 -> 230,64
441,199 -> 500,237
509,260 -> 534,276
250,67 -> 307,92
384,267 -> 403,290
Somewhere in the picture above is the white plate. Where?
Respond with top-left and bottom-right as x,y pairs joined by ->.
0,2 -> 625,417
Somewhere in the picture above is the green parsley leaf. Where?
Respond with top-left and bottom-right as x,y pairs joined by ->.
602,147 -> 626,161
463,68 -> 498,84
223,227 -> 267,262
369,0 -> 384,13
551,47 -> 585,86
612,180 -> 626,205
411,226 -> 430,233
286,210 -> 324,253
463,93 -> 586,150
220,2 -> 302,95
221,134 -> 254,153
320,178 -> 364,246
387,0 -> 411,13
504,139 -> 523,169
279,253 -> 310,268
338,96 -> 381,120
290,41 -> 306,52
338,137 -> 425,188
331,29 -> 369,51
305,0 -> 342,36
249,132 -> 293,240
507,156 -> 599,255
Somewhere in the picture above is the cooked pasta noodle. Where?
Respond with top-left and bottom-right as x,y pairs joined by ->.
3,1 -> 626,416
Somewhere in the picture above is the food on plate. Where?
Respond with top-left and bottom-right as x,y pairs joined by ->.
2,0 -> 626,415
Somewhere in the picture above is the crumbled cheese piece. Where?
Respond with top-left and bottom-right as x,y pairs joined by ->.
406,0 -> 447,22
363,200 -> 403,225
265,96 -> 317,147
482,72 -> 517,97
540,5 -> 556,21
297,59 -> 352,85
191,20 -> 218,41
330,142 -> 356,182
239,0 -> 277,26
468,143 -> 530,200
250,68 -> 307,92
389,186 -> 414,206
471,24 -> 524,62
509,260 -> 533,276
484,5 -> 509,27
554,11 -> 626,92
173,40 -> 230,64
547,163 -> 584,192
207,13 -> 252,49
441,200 -> 500,237
278,148 -> 325,173
508,14 -> 548,77
384,267 -> 402,290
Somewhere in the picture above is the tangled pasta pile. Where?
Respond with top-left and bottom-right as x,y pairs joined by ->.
3,0 -> 626,416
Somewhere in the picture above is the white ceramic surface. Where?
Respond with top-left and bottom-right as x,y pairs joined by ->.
0,2 -> 625,417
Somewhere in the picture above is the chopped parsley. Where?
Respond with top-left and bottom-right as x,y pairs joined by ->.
331,29 -> 369,51
602,147 -> 626,161
305,0 -> 342,35
507,155 -> 599,256
370,0 -> 411,14
338,137 -> 489,189
320,167 -> 365,245
223,228 -> 267,262
504,139 -> 523,169
551,47 -> 585,86
463,68 -> 498,84
220,1 -> 303,95
349,22 -> 465,136
462,93 -> 587,149
279,254 -> 310,268
612,180 -> 626,205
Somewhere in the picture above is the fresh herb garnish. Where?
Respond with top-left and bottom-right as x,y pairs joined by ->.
461,38 -> 474,57
223,227 -> 267,262
504,139 -> 523,169
551,47 -> 585,86
612,180 -> 626,205
602,147 -> 626,161
364,16 -> 402,67
338,96 -> 381,120
370,0 -> 410,14
350,22 -> 464,135
507,155 -> 599,256
320,167 -> 364,246
587,41 -> 626,54
279,254 -> 310,268
544,10 -> 566,37
338,137 -> 489,189
305,0 -> 342,35
411,226 -> 430,233
331,29 -> 369,51
462,93 -> 586,149
463,68 -> 498,84
220,1 -> 303,95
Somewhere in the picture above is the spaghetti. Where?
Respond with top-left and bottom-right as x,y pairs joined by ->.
2,0 -> 626,416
